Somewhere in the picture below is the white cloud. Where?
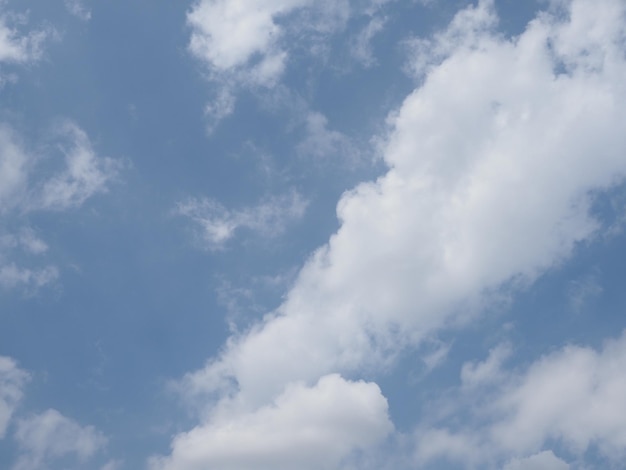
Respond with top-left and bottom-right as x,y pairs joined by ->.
503,451 -> 570,470
461,342 -> 512,388
0,229 -> 57,291
64,0 -> 91,21
176,191 -> 307,250
181,0 -> 626,404
13,409 -> 106,470
350,15 -> 386,67
1,121 -> 120,213
297,111 -> 358,163
187,0 -> 309,79
165,0 -> 626,466
152,374 -> 392,470
187,0 -> 351,129
0,357 -> 29,439
0,264 -> 59,291
204,87 -> 236,134
35,122 -> 120,211
0,124 -> 29,213
491,332 -> 626,459
0,8 -> 51,65
414,331 -> 626,468
0,122 -> 120,290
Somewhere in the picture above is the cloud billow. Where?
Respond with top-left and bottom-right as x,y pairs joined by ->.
157,0 -> 626,467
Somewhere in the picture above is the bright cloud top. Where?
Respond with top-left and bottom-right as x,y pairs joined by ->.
152,374 -> 392,470
159,0 -> 626,467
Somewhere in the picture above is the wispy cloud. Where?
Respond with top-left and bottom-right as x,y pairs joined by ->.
415,331 -> 626,467
176,191 -> 307,250
0,356 -> 30,439
13,409 -> 107,470
64,0 -> 91,22
0,6 -> 55,67
0,121 -> 121,291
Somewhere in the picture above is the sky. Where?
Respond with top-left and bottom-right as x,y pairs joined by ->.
1,0 -> 626,469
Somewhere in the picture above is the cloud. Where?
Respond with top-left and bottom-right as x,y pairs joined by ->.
0,124 -> 30,213
503,451 -> 570,470
176,191 -> 307,250
186,0 -> 351,130
164,0 -> 626,466
64,0 -> 91,21
187,0 -> 310,89
460,342 -> 512,388
12,409 -> 107,470
0,264 -> 59,291
1,121 -> 120,213
0,7 -> 52,65
0,357 -> 29,439
297,111 -> 358,164
0,122 -> 121,290
204,87 -> 236,135
350,15 -> 386,67
181,0 -> 626,402
35,122 -> 120,211
415,330 -> 626,468
151,374 -> 392,470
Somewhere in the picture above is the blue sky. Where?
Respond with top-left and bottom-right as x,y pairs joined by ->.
1,0 -> 626,469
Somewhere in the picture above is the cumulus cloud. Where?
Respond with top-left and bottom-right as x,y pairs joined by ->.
187,0 -> 351,130
13,409 -> 106,470
187,0 -> 305,76
152,374 -> 392,470
176,191 -> 307,250
0,357 -> 29,439
164,0 -> 626,466
416,331 -> 626,468
182,0 -> 626,403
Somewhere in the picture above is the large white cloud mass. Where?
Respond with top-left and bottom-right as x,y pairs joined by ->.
159,0 -> 626,467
